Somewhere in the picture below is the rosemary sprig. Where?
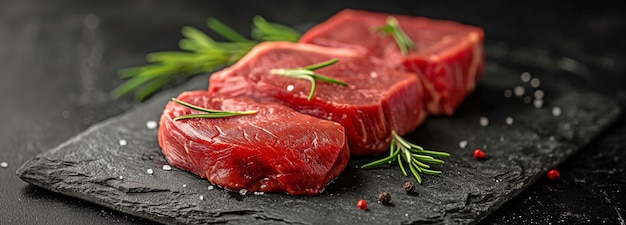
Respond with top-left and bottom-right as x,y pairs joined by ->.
361,131 -> 450,184
373,16 -> 415,55
171,98 -> 257,120
113,16 -> 301,101
269,58 -> 348,101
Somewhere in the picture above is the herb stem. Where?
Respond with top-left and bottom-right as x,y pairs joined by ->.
171,98 -> 257,120
361,131 -> 450,184
373,16 -> 415,55
269,58 -> 347,101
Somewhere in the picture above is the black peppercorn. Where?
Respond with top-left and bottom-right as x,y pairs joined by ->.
377,192 -> 391,205
403,181 -> 415,194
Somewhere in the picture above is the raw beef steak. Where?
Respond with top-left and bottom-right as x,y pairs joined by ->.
158,91 -> 350,195
208,41 -> 425,156
300,9 -> 485,115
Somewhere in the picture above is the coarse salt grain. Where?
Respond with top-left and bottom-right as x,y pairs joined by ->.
119,176 -> 124,180
239,189 -> 248,195
199,195 -> 204,200
521,72 -> 531,82
254,191 -> 265,195
146,121 -> 158,129
119,139 -> 127,146
534,90 -> 545,99
505,117 -> 514,125
146,169 -> 153,175
479,116 -> 489,127
533,99 -> 544,108
530,78 -> 541,88
1,162 -> 8,168
513,86 -> 525,97
286,84 -> 294,92
499,136 -> 505,142
458,140 -> 468,149
504,89 -> 513,98
208,185 -> 214,190
162,165 -> 172,171
552,106 -> 562,116
182,184 -> 187,188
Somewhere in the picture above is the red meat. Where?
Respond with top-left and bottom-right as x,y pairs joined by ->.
158,91 -> 350,195
208,41 -> 425,156
300,9 -> 485,115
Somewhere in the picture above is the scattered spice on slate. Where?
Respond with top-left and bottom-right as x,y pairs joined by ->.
356,199 -> 368,210
474,149 -> 486,160
520,72 -> 531,82
552,106 -> 562,117
458,140 -> 468,149
403,181 -> 416,194
479,116 -> 489,127
377,192 -> 391,205
534,90 -> 544,99
523,96 -> 532,104
547,169 -> 561,180
146,120 -> 158,129
162,165 -> 172,171
504,89 -> 512,98
513,86 -> 525,97
505,116 -> 514,125
533,99 -> 544,108
146,168 -> 154,175
530,78 -> 541,88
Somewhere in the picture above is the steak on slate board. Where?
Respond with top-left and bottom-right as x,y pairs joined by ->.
159,91 -> 350,195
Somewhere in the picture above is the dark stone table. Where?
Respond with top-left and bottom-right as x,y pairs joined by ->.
1,1 -> 624,224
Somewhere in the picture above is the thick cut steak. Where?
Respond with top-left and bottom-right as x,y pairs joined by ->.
208,42 -> 425,156
158,91 -> 350,195
300,9 -> 485,115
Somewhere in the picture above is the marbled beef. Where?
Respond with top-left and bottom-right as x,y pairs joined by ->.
158,91 -> 349,195
208,41 -> 425,156
300,9 -> 485,115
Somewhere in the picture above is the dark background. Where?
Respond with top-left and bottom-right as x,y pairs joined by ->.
1,0 -> 624,224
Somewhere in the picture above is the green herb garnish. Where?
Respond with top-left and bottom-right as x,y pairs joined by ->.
269,58 -> 348,101
113,16 -> 301,101
374,16 -> 415,55
171,98 -> 257,120
361,131 -> 450,184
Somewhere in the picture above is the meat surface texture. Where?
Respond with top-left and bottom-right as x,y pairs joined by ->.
158,91 -> 350,195
208,41 -> 425,156
300,9 -> 485,116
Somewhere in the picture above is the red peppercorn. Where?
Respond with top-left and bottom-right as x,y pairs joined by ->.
357,199 -> 367,211
473,149 -> 486,160
547,169 -> 560,180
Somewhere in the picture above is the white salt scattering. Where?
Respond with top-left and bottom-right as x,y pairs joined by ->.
182,184 -> 187,188
239,189 -> 248,195
405,213 -> 409,217
523,96 -> 532,104
552,106 -> 562,116
504,89 -> 513,98
254,191 -> 265,196
520,72 -> 531,82
549,136 -> 556,141
118,139 -> 127,146
260,184 -> 267,189
162,165 -> 172,171
286,84 -> 294,92
533,99 -> 544,108
530,78 -> 541,88
0,162 -> 8,168
370,71 -> 379,78
479,117 -> 489,127
146,121 -> 158,129
118,176 -> 124,180
499,136 -> 505,142
458,140 -> 468,149
513,86 -> 525,97
534,90 -> 545,99
208,185 -> 214,190
146,169 -> 154,175
505,117 -> 514,125
199,195 -> 204,200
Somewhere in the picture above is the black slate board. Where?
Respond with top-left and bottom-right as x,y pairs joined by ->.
17,57 -> 621,225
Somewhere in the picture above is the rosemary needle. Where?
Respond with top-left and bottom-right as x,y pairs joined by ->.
361,131 -> 450,184
269,58 -> 348,101
113,16 -> 300,101
373,16 -> 415,55
171,98 -> 257,120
